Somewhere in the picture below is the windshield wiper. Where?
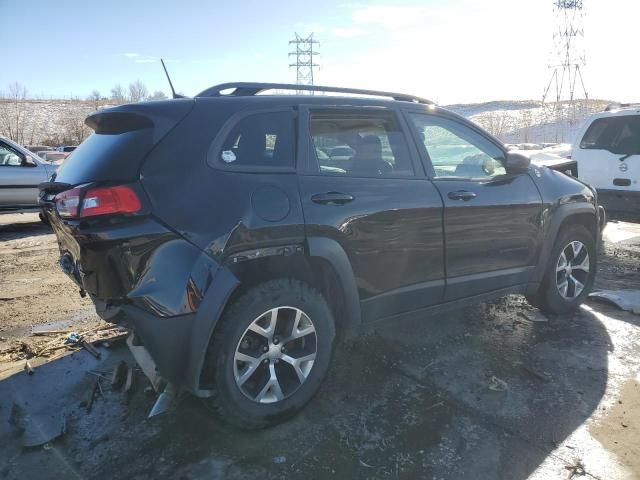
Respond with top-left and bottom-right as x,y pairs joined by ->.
619,152 -> 640,161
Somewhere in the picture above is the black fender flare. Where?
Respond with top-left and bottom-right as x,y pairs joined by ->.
306,236 -> 362,337
531,202 -> 598,285
185,266 -> 239,396
184,237 -> 362,395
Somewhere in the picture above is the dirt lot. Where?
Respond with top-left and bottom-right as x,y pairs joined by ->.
1,212 -> 640,479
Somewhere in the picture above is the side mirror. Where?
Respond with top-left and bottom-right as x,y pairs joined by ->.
505,152 -> 530,174
22,156 -> 37,167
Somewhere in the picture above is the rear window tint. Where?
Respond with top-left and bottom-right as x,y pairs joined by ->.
580,115 -> 640,155
54,130 -> 155,185
216,111 -> 295,169
309,110 -> 414,177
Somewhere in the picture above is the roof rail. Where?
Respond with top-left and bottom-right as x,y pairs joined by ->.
604,102 -> 640,111
195,82 -> 433,105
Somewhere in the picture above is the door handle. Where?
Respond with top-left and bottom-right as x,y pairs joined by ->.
311,192 -> 354,205
447,190 -> 477,201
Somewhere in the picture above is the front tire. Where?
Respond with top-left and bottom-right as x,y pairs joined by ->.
206,279 -> 335,429
527,224 -> 596,315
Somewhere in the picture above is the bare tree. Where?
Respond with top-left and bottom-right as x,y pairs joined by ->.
88,90 -> 103,110
0,82 -> 29,144
128,80 -> 148,103
62,113 -> 91,145
147,90 -> 168,101
110,84 -> 127,103
519,110 -> 533,143
474,112 -> 512,141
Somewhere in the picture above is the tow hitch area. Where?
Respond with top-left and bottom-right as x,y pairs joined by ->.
125,334 -> 178,417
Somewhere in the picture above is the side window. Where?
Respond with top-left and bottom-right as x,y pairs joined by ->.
309,110 -> 414,177
0,143 -> 26,167
409,114 -> 506,179
217,111 -> 295,168
580,116 -> 640,155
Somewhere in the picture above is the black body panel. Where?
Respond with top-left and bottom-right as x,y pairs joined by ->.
40,92 -> 601,396
434,175 -> 542,299
299,175 -> 445,320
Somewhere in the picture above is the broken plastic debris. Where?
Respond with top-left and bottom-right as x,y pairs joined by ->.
64,332 -> 80,344
488,376 -> 508,392
588,290 -> 640,315
22,415 -> 65,448
518,310 -> 548,323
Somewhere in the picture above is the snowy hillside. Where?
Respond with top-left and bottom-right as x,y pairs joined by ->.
447,99 -> 611,145
0,97 -> 612,148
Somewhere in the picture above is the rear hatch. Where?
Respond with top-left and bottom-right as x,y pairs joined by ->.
40,99 -> 193,295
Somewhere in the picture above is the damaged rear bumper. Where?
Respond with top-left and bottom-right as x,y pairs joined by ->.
113,266 -> 240,397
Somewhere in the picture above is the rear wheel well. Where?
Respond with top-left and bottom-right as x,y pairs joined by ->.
199,253 -> 348,389
226,254 -> 347,331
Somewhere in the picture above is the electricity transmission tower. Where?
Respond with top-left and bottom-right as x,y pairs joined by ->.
289,33 -> 319,93
542,0 -> 589,141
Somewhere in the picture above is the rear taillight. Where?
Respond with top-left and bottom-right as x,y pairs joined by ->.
55,187 -> 82,218
55,185 -> 141,218
80,186 -> 141,217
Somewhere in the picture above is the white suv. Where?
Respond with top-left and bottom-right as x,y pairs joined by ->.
572,104 -> 640,215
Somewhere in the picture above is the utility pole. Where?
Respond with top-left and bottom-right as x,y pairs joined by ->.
289,33 -> 319,93
542,0 -> 589,142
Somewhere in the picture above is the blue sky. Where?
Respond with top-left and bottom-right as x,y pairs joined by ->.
2,0 -> 638,103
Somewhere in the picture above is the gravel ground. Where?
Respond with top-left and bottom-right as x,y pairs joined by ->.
0,212 -> 639,479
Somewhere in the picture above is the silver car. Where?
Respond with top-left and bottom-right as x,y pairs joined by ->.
0,136 -> 55,211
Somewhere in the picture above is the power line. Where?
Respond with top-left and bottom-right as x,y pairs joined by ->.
289,33 -> 319,93
542,0 -> 589,140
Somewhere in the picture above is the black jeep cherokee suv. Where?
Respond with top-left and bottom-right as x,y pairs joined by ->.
40,83 -> 604,429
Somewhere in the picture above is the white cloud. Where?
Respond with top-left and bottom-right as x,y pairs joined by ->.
120,53 -> 158,64
293,22 -> 326,35
350,5 -> 436,30
331,26 -> 367,38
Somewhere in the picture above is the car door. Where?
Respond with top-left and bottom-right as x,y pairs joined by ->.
576,113 -> 640,194
405,110 -> 543,301
298,106 -> 445,322
0,141 -> 49,209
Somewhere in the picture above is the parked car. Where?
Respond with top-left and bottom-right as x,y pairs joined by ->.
517,149 -> 579,178
25,145 -> 55,154
40,83 -> 605,429
0,136 -> 55,213
56,145 -> 78,153
38,151 -> 70,164
572,103 -> 640,215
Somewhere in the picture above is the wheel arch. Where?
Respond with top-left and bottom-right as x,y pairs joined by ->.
532,202 -> 598,284
188,237 -> 362,396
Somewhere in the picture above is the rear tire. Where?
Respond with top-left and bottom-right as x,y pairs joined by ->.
205,279 -> 335,429
527,225 -> 596,315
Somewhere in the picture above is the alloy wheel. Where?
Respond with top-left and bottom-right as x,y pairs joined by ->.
233,306 -> 317,403
556,240 -> 590,299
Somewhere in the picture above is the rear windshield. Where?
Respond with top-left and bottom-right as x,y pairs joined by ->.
580,115 -> 640,155
54,129 -> 155,185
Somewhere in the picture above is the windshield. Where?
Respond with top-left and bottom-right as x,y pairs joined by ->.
580,115 -> 640,155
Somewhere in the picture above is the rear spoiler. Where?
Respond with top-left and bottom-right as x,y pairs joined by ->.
38,181 -> 72,194
84,100 -> 194,139
85,111 -> 153,134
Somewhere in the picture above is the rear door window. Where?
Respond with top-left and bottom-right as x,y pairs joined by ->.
308,110 -> 414,177
216,110 -> 295,169
580,115 -> 640,155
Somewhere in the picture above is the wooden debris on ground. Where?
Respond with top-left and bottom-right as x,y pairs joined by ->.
0,323 -> 128,365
